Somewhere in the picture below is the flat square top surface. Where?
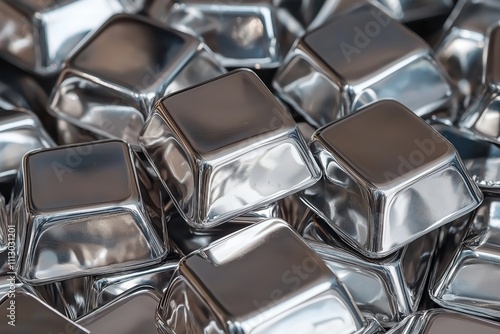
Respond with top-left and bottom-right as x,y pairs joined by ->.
424,312 -> 500,334
71,16 -> 196,91
27,140 -> 135,212
183,220 -> 333,319
318,101 -> 453,185
160,70 -> 290,154
450,0 -> 500,34
304,5 -> 427,84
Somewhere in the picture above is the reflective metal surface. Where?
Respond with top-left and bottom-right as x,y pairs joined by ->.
0,289 -> 89,333
386,309 -> 500,333
48,14 -> 225,146
433,122 -> 500,193
274,3 -> 455,128
300,100 -> 483,257
77,288 -> 160,334
376,0 -> 454,22
0,108 -> 55,183
12,140 -> 168,284
430,196 -> 500,319
0,0 -> 136,75
0,194 -> 6,251
157,218 -> 372,334
435,0 -> 500,107
460,25 -> 500,143
140,69 -> 321,228
305,217 -> 437,327
162,0 -> 302,69
88,253 -> 180,312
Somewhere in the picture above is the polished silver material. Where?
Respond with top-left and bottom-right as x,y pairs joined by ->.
162,0 -> 302,69
461,24 -> 500,143
301,101 -> 483,257
0,194 -> 6,251
89,253 -> 180,312
157,218 -> 369,334
273,3 -> 455,128
386,309 -> 500,334
140,70 -> 321,228
305,217 -> 437,327
376,0 -> 454,22
433,123 -> 500,193
48,14 -> 225,146
279,193 -> 314,233
430,197 -> 500,320
12,140 -> 168,284
435,0 -> 500,106
0,0 -> 136,75
0,289 -> 89,333
77,288 -> 160,334
0,108 -> 55,183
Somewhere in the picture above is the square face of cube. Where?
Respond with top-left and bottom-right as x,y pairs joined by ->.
317,101 -> 453,186
424,312 -> 500,334
161,70 -> 291,155
304,5 -> 428,85
181,220 -> 336,322
70,16 -> 197,91
26,141 -> 135,213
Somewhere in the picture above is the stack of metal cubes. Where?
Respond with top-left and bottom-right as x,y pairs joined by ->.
1,0 -> 500,333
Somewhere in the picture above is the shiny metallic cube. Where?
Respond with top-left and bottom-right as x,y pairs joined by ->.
0,0 -> 135,75
139,70 -> 321,228
161,0 -> 301,69
13,140 -> 168,284
274,3 -> 455,128
435,0 -> 500,106
305,216 -> 437,327
157,218 -> 371,334
431,197 -> 500,320
48,14 -> 225,146
0,108 -> 54,183
300,100 -> 482,257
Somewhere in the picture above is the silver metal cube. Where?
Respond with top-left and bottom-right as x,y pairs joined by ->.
0,0 -> 136,75
0,108 -> 55,183
157,218 -> 374,334
12,140 -> 169,284
435,0 -> 500,106
139,69 -> 321,228
430,197 -> 500,320
161,0 -> 301,69
387,309 -> 500,334
300,100 -> 483,257
460,24 -> 500,143
0,289 -> 89,333
274,3 -> 455,128
305,217 -> 437,327
48,14 -> 225,146
77,288 -> 161,334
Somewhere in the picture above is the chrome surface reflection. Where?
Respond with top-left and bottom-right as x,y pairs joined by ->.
157,218 -> 369,334
300,101 -> 483,257
386,309 -> 500,334
0,108 -> 55,183
305,217 -> 437,327
161,0 -> 302,69
433,122 -> 500,193
48,14 -> 225,146
78,288 -> 160,334
430,197 -> 500,320
435,0 -> 500,107
0,0 -> 136,75
0,289 -> 89,333
12,140 -> 168,284
460,25 -> 500,143
89,253 -> 180,312
274,3 -> 455,128
140,70 -> 321,228
0,194 -> 6,251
